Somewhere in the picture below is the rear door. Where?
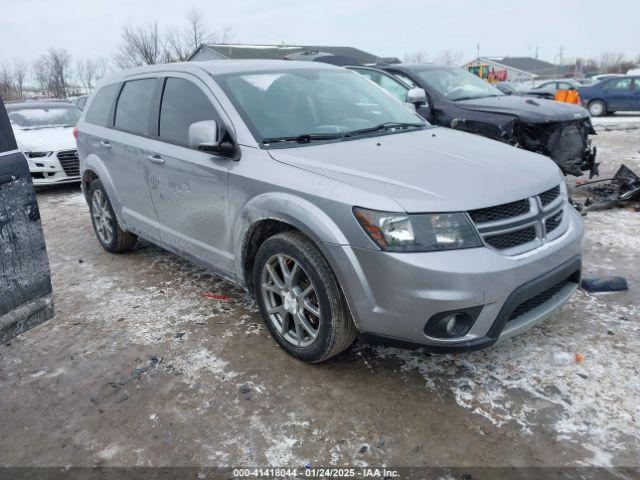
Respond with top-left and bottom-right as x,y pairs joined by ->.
0,97 -> 54,343
631,78 -> 640,110
144,74 -> 234,272
109,77 -> 161,237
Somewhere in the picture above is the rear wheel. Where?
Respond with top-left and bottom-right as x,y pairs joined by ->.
588,100 -> 606,117
88,179 -> 137,253
254,231 -> 356,363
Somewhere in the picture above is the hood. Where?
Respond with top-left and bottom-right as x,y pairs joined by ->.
455,95 -> 590,123
13,126 -> 77,152
268,128 -> 562,213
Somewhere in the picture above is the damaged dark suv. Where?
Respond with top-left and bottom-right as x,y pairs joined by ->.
375,64 -> 598,177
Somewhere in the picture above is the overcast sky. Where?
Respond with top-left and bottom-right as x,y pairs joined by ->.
2,0 -> 638,67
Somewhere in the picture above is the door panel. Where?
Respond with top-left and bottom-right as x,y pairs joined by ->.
146,76 -> 232,271
108,78 -> 160,236
605,78 -> 634,110
0,99 -> 54,342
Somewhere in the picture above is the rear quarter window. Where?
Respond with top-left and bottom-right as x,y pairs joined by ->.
85,84 -> 120,127
114,79 -> 157,136
0,99 -> 17,153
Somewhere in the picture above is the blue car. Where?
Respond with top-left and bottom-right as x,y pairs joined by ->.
578,76 -> 640,116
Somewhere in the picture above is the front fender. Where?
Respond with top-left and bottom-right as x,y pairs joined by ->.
232,192 -> 351,278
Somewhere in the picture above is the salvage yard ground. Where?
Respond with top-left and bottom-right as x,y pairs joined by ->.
0,129 -> 639,471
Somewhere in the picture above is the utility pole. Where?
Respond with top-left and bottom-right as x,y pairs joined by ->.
476,43 -> 480,59
558,46 -> 564,66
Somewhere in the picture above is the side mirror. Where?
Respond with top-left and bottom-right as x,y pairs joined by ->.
189,120 -> 219,152
406,87 -> 427,105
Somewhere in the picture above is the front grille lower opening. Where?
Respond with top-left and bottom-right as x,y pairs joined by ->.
57,150 -> 80,176
508,271 -> 579,321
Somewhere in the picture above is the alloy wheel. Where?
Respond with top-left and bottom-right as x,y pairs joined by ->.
260,254 -> 321,347
91,189 -> 114,245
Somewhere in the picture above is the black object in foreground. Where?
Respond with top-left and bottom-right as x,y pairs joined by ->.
580,276 -> 629,293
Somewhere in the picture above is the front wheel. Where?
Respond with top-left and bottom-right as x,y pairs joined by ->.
588,100 -> 606,117
254,231 -> 356,363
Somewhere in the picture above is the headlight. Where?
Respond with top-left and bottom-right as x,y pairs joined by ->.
25,152 -> 53,158
354,208 -> 482,252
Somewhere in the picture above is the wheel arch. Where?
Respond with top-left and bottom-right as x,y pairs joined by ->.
81,154 -> 126,226
234,192 -> 351,291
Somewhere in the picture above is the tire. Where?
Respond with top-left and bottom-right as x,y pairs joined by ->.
253,231 -> 357,363
88,179 -> 137,253
588,100 -> 606,117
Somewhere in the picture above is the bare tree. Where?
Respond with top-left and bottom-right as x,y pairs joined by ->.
33,49 -> 72,98
0,63 -> 15,100
164,27 -> 191,62
213,23 -> 235,45
434,49 -> 464,66
76,57 -> 109,92
115,22 -> 164,68
403,51 -> 429,63
12,58 -> 28,99
598,51 -> 627,73
186,6 -> 209,50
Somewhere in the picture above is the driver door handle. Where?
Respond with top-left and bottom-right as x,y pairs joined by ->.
146,154 -> 165,165
99,140 -> 111,148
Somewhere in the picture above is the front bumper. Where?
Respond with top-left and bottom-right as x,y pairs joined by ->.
324,206 -> 584,352
24,150 -> 81,186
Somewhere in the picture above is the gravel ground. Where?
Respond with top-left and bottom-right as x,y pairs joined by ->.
0,129 -> 638,472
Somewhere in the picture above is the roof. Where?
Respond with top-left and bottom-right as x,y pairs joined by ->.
189,43 -> 382,65
475,57 -> 574,76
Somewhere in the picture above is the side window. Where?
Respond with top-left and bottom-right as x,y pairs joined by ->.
353,69 -> 408,103
0,100 -> 17,153
633,79 -> 640,90
114,79 -> 156,135
609,78 -> 632,90
159,78 -> 219,148
389,71 -> 417,88
85,84 -> 119,126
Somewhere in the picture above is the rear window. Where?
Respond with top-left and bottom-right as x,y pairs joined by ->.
159,78 -> 219,147
0,100 -> 17,153
85,84 -> 119,126
114,79 -> 156,136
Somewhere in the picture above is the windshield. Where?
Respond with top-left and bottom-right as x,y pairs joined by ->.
415,68 -> 504,101
8,106 -> 81,129
218,69 -> 424,144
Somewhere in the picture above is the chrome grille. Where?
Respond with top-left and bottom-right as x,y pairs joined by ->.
545,210 -> 563,234
468,184 -> 566,254
539,186 -> 560,206
485,226 -> 536,250
468,199 -> 530,224
57,150 -> 80,177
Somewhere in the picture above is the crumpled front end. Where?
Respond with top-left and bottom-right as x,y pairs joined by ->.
513,118 -> 598,177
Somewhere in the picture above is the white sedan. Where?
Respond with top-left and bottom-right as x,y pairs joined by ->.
6,101 -> 81,186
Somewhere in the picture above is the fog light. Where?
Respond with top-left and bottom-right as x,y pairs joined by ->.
424,307 -> 483,339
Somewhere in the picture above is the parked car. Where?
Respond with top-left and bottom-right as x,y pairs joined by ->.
6,101 -> 82,185
591,74 -> 624,83
375,64 -> 597,177
0,96 -> 54,343
578,76 -> 640,116
521,80 -> 582,100
77,60 -> 583,362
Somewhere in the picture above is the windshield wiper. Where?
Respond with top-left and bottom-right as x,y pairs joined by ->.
343,122 -> 425,137
262,132 -> 345,144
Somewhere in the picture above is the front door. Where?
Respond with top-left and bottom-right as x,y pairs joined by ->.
604,77 -> 634,111
145,75 -> 233,273
0,98 -> 54,342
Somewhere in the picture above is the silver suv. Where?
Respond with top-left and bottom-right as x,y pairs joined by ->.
77,60 -> 584,363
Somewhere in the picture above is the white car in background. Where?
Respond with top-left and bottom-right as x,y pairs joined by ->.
6,101 -> 81,186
